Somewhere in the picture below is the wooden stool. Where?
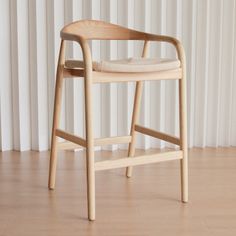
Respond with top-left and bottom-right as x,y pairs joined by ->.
48,20 -> 188,221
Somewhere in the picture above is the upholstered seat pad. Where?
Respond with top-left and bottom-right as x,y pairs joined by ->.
93,57 -> 180,73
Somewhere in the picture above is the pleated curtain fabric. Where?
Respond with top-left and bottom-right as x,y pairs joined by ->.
0,0 -> 236,151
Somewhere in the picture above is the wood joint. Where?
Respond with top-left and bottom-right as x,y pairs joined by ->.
55,129 -> 87,147
63,68 -> 84,78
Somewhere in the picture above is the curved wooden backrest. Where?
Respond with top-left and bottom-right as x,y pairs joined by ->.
60,19 -> 185,68
61,20 -> 148,41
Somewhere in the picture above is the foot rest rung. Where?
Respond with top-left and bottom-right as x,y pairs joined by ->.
56,130 -> 131,150
135,125 -> 180,146
94,150 -> 183,171
95,136 -> 131,146
56,129 -> 86,147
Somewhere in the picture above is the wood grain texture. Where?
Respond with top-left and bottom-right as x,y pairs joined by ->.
48,40 -> 65,190
126,41 -> 149,177
1,148 -> 236,235
95,150 -> 183,171
55,129 -> 87,147
57,136 -> 132,150
135,124 -> 180,145
48,19 -> 187,220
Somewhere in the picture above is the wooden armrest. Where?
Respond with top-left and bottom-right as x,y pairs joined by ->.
144,33 -> 185,62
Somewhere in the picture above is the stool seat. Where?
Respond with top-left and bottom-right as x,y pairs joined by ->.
93,57 -> 181,73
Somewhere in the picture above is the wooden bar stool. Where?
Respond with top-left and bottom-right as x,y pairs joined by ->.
48,20 -> 188,221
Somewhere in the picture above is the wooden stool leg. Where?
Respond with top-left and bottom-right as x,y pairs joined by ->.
48,40 -> 65,190
126,41 -> 148,178
126,81 -> 143,177
84,75 -> 95,221
179,75 -> 188,203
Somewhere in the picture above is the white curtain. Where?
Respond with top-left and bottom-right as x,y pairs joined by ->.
0,0 -> 236,151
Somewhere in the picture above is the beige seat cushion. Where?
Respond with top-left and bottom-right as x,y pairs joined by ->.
93,57 -> 180,73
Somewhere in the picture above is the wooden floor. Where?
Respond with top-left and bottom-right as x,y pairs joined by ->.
0,148 -> 236,236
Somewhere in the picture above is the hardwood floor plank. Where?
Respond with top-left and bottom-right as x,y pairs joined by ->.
0,148 -> 236,235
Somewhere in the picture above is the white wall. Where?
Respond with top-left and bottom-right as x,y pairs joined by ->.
0,0 -> 236,151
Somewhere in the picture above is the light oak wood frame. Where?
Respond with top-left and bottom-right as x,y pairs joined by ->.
48,20 -> 188,221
